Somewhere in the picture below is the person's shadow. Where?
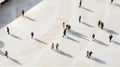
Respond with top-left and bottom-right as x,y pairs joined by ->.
112,3 -> 120,8
68,30 -> 89,41
25,16 -> 36,22
66,36 -> 80,43
10,34 -> 22,40
81,6 -> 94,13
90,56 -> 106,64
54,50 -> 73,58
104,28 -> 119,35
112,40 -> 120,45
33,38 -> 47,45
8,56 -> 22,65
82,22 -> 94,28
94,39 -> 109,47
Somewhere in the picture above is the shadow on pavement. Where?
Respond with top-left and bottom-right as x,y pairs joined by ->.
10,34 -> 22,40
81,6 -> 94,13
91,56 -> 106,64
33,38 -> 47,45
54,50 -> 73,58
94,39 -> 109,47
104,28 -> 119,35
8,57 -> 22,65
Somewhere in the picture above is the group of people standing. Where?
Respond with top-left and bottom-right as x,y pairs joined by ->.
62,22 -> 71,38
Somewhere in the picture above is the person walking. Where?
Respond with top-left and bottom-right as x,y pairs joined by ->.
111,0 -> 113,4
98,20 -> 101,27
22,10 -> 25,17
79,16 -> 81,23
86,51 -> 89,58
7,27 -> 10,35
92,34 -> 95,41
66,24 -> 69,29
68,25 -> 71,31
56,43 -> 59,50
63,22 -> 65,29
63,28 -> 67,37
101,22 -> 104,30
31,32 -> 34,38
109,34 -> 113,42
79,0 -> 82,7
4,51 -> 8,58
88,51 -> 92,58
51,43 -> 54,50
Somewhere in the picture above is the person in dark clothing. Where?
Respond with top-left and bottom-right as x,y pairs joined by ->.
7,27 -> 10,34
56,43 -> 59,50
109,34 -> 113,42
92,34 -> 95,41
31,32 -> 34,38
79,16 -> 81,23
86,51 -> 89,58
79,0 -> 82,7
101,22 -> 104,30
66,24 -> 69,29
51,43 -> 54,50
88,51 -> 92,58
68,25 -> 71,31
98,20 -> 101,27
22,10 -> 25,17
63,28 -> 67,37
4,51 -> 8,58
111,0 -> 113,4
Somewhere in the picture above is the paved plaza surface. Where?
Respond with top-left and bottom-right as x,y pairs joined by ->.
0,0 -> 120,67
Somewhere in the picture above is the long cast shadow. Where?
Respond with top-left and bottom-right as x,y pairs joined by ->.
94,39 -> 109,46
91,57 -> 106,64
65,36 -> 80,43
54,50 -> 73,58
104,28 -> 119,35
33,38 -> 47,45
10,34 -> 22,40
0,41 -> 5,48
113,40 -> 120,45
68,30 -> 89,41
25,16 -> 36,22
112,3 -> 120,8
81,6 -> 94,13
82,22 -> 94,28
0,0 -> 43,29
8,57 -> 22,65
0,51 -> 22,65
